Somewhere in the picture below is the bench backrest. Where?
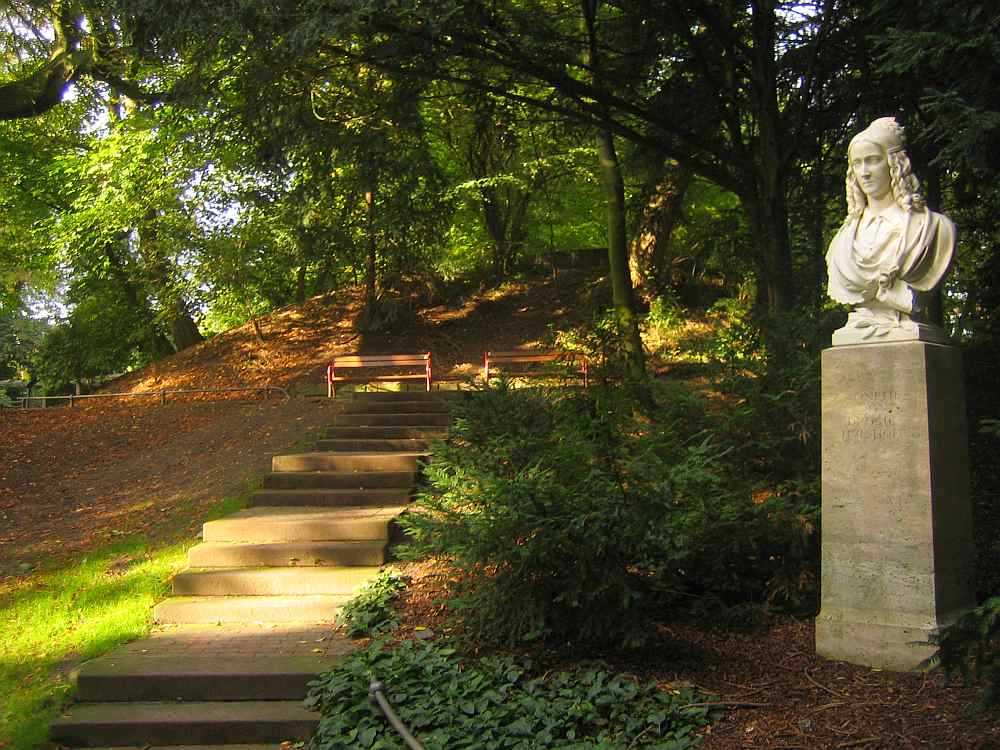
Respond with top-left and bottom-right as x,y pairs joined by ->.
486,351 -> 563,364
331,353 -> 430,368
327,352 -> 433,396
483,349 -> 588,386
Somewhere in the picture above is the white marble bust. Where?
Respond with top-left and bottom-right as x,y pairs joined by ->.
826,117 -> 955,345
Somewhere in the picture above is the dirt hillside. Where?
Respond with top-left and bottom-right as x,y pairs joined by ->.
0,269 -> 606,585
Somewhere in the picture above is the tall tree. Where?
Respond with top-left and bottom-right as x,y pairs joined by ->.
270,0 -> 864,318
867,0 -> 1000,340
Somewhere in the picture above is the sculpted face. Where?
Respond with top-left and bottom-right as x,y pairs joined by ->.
850,140 -> 891,202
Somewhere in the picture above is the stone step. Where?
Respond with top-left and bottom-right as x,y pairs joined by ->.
262,470 -> 415,490
324,425 -> 447,439
314,437 -> 431,452
249,487 -> 410,508
188,540 -> 387,568
337,400 -> 452,414
172,566 -> 381,596
154,595 -> 349,624
74,655 -> 337,702
333,412 -> 453,427
202,506 -> 405,543
271,451 -> 426,473
50,701 -> 317,746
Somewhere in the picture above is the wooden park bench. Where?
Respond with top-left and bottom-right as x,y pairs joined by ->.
482,349 -> 589,387
326,352 -> 433,397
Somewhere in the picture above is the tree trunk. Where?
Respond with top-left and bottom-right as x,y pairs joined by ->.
629,163 -> 693,295
296,262 -> 308,304
168,303 -> 204,350
137,210 -> 204,351
740,172 -> 796,371
595,129 -> 648,387
742,184 -> 794,316
364,189 -> 378,315
480,186 -> 511,277
294,231 -> 312,304
103,241 -> 174,359
0,2 -> 84,121
581,0 -> 648,395
744,0 -> 795,318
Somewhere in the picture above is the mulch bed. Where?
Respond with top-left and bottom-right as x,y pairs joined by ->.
386,561 -> 998,750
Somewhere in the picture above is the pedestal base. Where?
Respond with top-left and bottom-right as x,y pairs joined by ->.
816,341 -> 974,671
816,609 -> 939,672
831,320 -> 951,347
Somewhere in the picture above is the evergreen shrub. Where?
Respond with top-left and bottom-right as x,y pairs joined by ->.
402,382 -> 812,647
923,596 -> 999,708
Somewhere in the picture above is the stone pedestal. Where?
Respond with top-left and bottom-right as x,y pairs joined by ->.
815,341 -> 975,671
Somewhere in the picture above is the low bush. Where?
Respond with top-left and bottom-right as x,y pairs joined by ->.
923,596 -> 999,708
306,638 -> 721,749
402,382 -> 816,648
706,300 -> 823,483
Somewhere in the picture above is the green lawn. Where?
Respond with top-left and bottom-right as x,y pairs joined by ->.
0,495 -> 245,750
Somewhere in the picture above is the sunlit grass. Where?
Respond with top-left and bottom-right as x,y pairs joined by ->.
0,493 -> 246,750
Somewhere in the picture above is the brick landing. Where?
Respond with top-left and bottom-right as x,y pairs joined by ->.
114,622 -> 356,659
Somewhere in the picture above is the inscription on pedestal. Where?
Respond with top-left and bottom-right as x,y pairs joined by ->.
841,390 -> 897,442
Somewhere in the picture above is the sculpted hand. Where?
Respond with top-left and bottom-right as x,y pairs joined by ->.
877,265 -> 899,294
875,276 -> 914,314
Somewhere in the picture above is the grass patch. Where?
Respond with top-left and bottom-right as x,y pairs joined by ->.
0,491 -> 249,750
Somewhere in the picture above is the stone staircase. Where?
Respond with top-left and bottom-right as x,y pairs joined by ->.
51,391 -> 453,748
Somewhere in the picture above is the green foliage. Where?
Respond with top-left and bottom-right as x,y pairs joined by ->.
980,419 -> 1000,439
337,571 -> 407,638
645,296 -> 684,332
31,293 -> 153,392
923,597 -> 1000,708
0,310 -> 46,381
702,284 -> 761,367
306,638 -> 720,750
945,347 -> 1000,601
639,295 -> 685,359
871,0 -> 1000,176
403,383 -> 815,647
663,297 -> 823,613
670,478 -> 819,613
691,290 -> 823,484
554,305 -> 640,392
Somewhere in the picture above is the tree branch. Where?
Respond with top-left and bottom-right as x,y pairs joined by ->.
0,0 -> 87,120
0,52 -> 78,120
